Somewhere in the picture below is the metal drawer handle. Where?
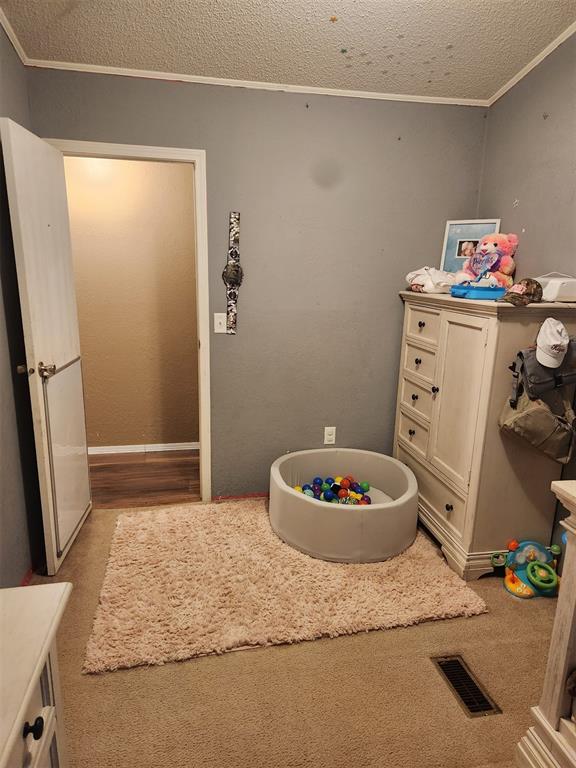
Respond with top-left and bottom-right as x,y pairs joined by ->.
418,320 -> 426,328
414,358 -> 422,365
431,386 -> 439,394
23,716 -> 44,741
408,429 -> 416,436
445,503 -> 454,513
411,394 -> 419,401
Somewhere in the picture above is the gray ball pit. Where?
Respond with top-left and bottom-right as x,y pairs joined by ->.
269,448 -> 418,563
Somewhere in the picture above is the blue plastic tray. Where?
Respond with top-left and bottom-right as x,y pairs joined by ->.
450,285 -> 506,300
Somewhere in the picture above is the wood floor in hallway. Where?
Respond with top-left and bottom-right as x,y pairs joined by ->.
88,449 -> 200,508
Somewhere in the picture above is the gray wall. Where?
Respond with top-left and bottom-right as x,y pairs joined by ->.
26,68 -> 486,496
479,35 -> 576,277
0,25 -> 31,586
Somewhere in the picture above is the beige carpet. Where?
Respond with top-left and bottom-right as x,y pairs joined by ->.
84,500 -> 486,673
33,505 -> 558,768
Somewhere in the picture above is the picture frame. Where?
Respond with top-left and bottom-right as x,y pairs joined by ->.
440,219 -> 501,273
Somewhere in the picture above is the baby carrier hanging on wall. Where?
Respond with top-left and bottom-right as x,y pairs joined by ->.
499,340 -> 576,464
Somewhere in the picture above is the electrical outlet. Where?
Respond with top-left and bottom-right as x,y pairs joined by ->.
324,426 -> 336,445
214,313 -> 227,333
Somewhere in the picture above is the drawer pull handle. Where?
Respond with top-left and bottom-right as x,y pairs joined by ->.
418,321 -> 426,329
411,394 -> 419,401
414,358 -> 422,365
23,716 -> 44,741
445,503 -> 454,513
408,429 -> 416,436
431,386 -> 440,394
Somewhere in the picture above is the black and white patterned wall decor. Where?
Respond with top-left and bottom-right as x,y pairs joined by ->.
221,212 -> 243,334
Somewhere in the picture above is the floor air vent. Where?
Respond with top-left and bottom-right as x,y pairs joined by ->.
432,655 -> 501,717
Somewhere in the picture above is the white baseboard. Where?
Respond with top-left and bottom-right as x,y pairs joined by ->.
88,442 -> 199,455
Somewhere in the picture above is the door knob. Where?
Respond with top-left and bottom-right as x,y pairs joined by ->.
38,362 -> 56,379
411,394 -> 419,401
418,321 -> 426,328
414,358 -> 422,365
445,504 -> 454,513
23,716 -> 44,741
408,429 -> 416,436
432,386 -> 439,394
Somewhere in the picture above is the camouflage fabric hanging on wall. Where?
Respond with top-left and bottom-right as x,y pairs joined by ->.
222,212 -> 243,334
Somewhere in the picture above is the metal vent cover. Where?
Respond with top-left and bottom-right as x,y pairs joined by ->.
432,655 -> 501,718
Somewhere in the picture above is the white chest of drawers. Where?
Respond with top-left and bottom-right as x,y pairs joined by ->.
0,583 -> 71,768
393,292 -> 576,580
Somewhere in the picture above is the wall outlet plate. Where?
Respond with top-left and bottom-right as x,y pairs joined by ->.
214,313 -> 227,333
324,426 -> 336,445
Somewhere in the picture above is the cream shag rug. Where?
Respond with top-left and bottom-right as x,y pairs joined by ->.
84,500 -> 486,673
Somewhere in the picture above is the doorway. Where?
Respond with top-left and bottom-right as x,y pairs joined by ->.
51,140 -> 212,504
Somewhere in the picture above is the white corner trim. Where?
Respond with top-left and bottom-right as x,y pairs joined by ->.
25,58 -> 490,107
488,20 -> 576,106
0,7 -> 27,63
88,442 -> 199,455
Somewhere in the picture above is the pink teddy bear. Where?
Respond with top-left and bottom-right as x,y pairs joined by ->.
459,233 -> 518,288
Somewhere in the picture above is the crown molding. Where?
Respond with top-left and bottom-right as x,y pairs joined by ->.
0,7 -> 26,62
487,20 -> 576,105
0,7 -> 574,109
25,58 -> 491,107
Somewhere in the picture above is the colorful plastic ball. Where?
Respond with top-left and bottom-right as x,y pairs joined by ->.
303,488 -> 314,497
320,492 -> 325,501
331,497 -> 340,504
331,484 -> 341,494
302,484 -> 312,491
325,477 -> 335,486
338,488 -> 349,499
340,478 -> 351,489
313,477 -> 323,486
294,485 -> 302,493
361,495 -> 372,504
321,482 -> 331,492
349,498 -> 359,505
335,476 -> 343,484
351,483 -> 361,494
507,539 -> 520,551
324,490 -> 335,502
345,475 -> 355,483
312,484 -> 322,493
359,500 -> 369,505
360,481 -> 370,492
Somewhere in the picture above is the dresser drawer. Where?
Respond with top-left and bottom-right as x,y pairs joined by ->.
5,676 -> 57,768
400,376 -> 433,420
403,341 -> 436,384
406,306 -> 440,345
397,446 -> 467,540
398,410 -> 429,459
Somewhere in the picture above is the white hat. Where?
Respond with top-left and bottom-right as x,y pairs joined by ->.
536,318 -> 569,368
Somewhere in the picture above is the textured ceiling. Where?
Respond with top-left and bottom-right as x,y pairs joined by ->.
2,0 -> 576,102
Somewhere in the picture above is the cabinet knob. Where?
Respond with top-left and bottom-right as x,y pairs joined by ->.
418,321 -> 426,329
414,358 -> 422,365
411,393 -> 419,401
23,717 -> 44,741
445,503 -> 454,513
408,429 -> 416,436
432,386 -> 439,394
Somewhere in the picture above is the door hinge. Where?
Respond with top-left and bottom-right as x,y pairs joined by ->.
38,362 -> 56,379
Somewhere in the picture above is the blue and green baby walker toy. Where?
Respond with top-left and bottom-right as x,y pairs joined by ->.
491,539 -> 562,599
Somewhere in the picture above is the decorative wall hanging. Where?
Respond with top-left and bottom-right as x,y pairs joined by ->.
222,211 -> 243,334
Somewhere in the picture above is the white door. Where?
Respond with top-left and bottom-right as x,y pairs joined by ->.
428,311 -> 488,490
1,118 -> 91,575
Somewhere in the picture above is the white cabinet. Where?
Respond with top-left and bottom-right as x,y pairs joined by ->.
394,292 -> 576,580
517,481 -> 576,768
0,583 -> 71,768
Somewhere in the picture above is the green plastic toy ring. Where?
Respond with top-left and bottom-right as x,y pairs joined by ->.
526,561 -> 558,591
